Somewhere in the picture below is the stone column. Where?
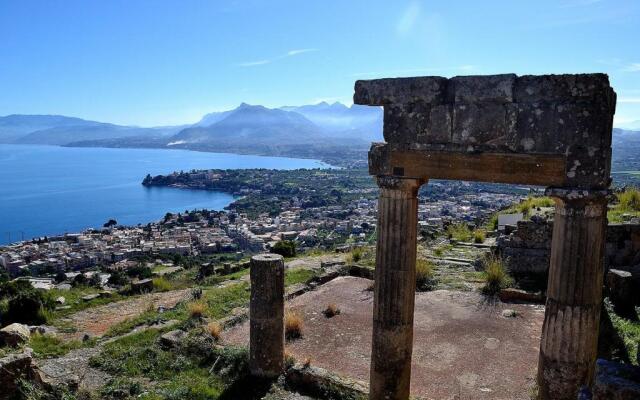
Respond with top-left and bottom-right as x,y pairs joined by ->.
370,176 -> 423,400
249,253 -> 285,378
537,189 -> 608,400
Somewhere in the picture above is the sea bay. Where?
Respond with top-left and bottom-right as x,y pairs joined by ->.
0,144 -> 329,244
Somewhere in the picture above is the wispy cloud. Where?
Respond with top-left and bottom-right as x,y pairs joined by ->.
397,1 -> 421,35
351,65 -> 478,78
287,48 -> 317,56
237,48 -> 318,67
618,97 -> 640,104
622,63 -> 640,72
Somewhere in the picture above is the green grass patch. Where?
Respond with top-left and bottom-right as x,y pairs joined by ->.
284,268 -> 316,286
47,287 -> 124,318
609,187 -> 640,223
446,223 -> 473,242
605,300 -> 640,365
29,332 -> 92,359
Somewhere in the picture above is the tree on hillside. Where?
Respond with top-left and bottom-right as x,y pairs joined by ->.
103,219 -> 118,228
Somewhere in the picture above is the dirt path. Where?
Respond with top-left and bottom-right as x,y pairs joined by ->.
59,289 -> 191,340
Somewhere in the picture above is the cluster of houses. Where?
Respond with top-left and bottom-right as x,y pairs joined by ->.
1,184 -> 523,283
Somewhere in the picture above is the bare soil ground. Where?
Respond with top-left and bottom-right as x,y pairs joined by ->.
58,288 -> 191,340
225,276 -> 544,400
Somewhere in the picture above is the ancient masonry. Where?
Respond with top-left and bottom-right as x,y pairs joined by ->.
249,253 -> 285,378
354,74 -> 616,400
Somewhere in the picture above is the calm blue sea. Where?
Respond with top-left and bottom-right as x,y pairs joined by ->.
0,144 -> 329,245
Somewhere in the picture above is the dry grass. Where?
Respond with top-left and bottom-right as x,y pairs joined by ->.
303,357 -> 312,368
285,309 -> 304,340
323,303 -> 341,318
187,300 -> 207,319
481,255 -> 513,295
416,258 -> 436,291
473,229 -> 486,243
206,321 -> 222,341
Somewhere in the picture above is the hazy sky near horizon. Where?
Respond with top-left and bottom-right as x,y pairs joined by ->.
1,0 -> 639,127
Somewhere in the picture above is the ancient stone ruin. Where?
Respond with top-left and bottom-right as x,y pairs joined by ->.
354,74 -> 616,400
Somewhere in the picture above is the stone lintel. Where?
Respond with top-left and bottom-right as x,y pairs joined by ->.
358,73 -> 615,189
369,143 -> 568,187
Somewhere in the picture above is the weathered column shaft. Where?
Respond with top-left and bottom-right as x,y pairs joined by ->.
370,176 -> 423,400
249,253 -> 285,378
538,190 -> 608,400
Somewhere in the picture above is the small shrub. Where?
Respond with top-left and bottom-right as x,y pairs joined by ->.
207,321 -> 222,341
618,187 -> 640,211
187,301 -> 207,319
323,303 -> 340,318
349,247 -> 364,263
284,350 -> 296,369
416,259 -> 436,291
473,229 -> 486,243
303,357 -> 312,368
446,223 -> 473,242
481,256 -> 513,295
271,240 -> 296,258
285,310 -> 304,340
152,277 -> 172,292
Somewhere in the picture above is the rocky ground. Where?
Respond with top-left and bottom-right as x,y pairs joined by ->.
225,276 -> 544,400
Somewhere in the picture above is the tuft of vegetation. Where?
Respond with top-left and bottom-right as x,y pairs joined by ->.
446,223 -> 473,242
285,309 -> 304,341
415,258 -> 437,291
481,256 -> 513,295
473,229 -> 486,243
323,303 -> 340,318
206,321 -> 222,341
604,299 -> 640,365
348,247 -> 364,263
187,301 -> 207,319
152,277 -> 173,292
271,240 -> 297,258
609,187 -> 640,223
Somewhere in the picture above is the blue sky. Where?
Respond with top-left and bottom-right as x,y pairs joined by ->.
1,0 -> 639,127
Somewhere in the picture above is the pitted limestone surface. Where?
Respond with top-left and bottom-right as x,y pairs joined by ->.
356,73 -> 616,189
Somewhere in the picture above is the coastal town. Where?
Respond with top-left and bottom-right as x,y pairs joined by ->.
0,168 -> 528,283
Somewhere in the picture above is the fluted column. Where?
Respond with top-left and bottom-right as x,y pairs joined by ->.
249,253 -> 285,378
537,189 -> 608,400
370,176 -> 423,400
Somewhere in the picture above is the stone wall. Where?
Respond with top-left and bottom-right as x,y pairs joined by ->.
497,220 -> 640,276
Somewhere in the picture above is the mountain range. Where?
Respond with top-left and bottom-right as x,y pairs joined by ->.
2,104 -> 638,168
0,102 -> 383,150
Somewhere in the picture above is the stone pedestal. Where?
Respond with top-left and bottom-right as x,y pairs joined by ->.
370,176 -> 423,400
249,253 -> 285,378
537,189 -> 608,400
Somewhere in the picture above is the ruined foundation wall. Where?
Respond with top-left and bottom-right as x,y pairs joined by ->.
498,221 -> 640,276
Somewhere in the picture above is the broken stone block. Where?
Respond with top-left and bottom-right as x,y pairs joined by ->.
131,278 -> 153,293
0,349 -> 45,398
354,76 -> 447,106
450,74 -> 515,103
383,102 -> 429,144
159,329 -> 187,349
592,359 -> 640,400
0,323 -> 31,347
452,103 -> 508,146
606,269 -> 635,314
498,288 -> 545,304
514,74 -> 612,103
